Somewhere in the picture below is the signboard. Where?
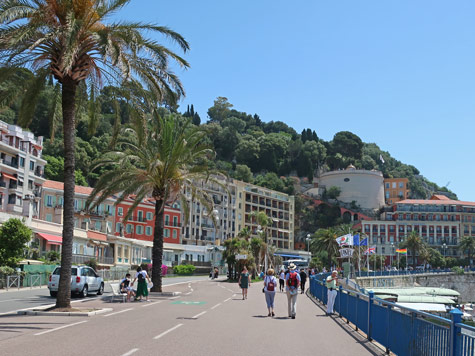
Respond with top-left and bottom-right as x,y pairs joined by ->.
339,248 -> 354,258
235,254 -> 247,260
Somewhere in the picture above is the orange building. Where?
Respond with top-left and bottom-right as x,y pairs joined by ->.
384,178 -> 410,205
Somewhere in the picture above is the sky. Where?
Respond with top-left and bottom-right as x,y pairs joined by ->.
120,0 -> 475,201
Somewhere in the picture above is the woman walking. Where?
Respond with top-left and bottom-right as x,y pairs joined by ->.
238,266 -> 251,300
264,269 -> 277,317
279,269 -> 285,292
131,266 -> 151,302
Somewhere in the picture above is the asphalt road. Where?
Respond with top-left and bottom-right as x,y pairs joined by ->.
0,275 -> 210,315
0,278 -> 384,356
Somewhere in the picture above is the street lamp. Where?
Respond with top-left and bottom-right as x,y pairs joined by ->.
390,243 -> 394,270
306,234 -> 311,265
442,243 -> 447,258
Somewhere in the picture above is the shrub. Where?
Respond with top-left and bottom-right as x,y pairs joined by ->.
174,264 -> 196,275
45,251 -> 61,263
85,258 -> 98,271
0,266 -> 15,275
161,264 -> 168,276
451,266 -> 464,275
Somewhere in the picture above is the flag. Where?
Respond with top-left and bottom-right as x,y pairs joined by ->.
359,238 -> 368,246
380,154 -> 385,164
364,246 -> 376,255
396,248 -> 407,254
336,233 -> 353,246
353,234 -> 360,246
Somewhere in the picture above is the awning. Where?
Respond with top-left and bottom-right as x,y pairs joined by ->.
396,303 -> 448,312
2,172 -> 17,181
87,230 -> 107,241
37,232 -> 62,245
274,253 -> 302,259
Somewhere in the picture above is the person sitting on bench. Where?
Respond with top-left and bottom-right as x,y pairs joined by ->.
120,273 -> 135,302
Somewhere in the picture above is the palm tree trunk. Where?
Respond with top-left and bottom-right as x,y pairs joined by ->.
412,248 -> 417,269
56,78 -> 77,309
151,199 -> 165,292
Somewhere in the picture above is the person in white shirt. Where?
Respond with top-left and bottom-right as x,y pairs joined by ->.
263,269 -> 278,317
279,269 -> 285,292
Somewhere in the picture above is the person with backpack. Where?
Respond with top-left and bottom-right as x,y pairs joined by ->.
131,266 -> 151,302
263,268 -> 277,317
285,263 -> 301,319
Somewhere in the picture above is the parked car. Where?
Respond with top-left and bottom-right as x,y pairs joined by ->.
48,266 -> 104,298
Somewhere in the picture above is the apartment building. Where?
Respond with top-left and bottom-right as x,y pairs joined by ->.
0,120 -> 46,218
384,178 -> 410,204
234,180 -> 295,250
361,194 -> 472,264
181,177 -> 237,245
113,196 -> 181,244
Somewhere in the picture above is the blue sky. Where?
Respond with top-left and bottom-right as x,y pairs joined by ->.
121,1 -> 475,201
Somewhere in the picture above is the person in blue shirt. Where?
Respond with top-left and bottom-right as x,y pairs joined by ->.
285,263 -> 301,319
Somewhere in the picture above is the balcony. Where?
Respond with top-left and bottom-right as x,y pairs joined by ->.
72,254 -> 114,265
1,159 -> 18,168
0,181 -> 5,188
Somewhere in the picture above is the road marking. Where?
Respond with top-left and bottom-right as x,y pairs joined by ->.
142,301 -> 162,308
210,303 -> 222,310
183,292 -> 192,296
34,320 -> 88,336
192,311 -> 207,319
153,323 -> 183,340
223,297 -> 231,302
163,278 -> 208,288
226,288 -> 234,293
103,308 -> 134,317
233,294 -> 237,297
121,349 -> 139,356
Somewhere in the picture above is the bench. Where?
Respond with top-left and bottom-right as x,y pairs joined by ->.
109,283 -> 126,303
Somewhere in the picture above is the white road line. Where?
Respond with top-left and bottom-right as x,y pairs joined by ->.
103,308 -> 134,317
223,297 -> 231,302
163,279 -> 207,288
34,320 -> 88,336
210,303 -> 222,310
191,311 -> 207,319
233,294 -> 237,297
142,301 -> 162,308
121,349 -> 139,356
169,296 -> 179,300
183,292 -> 191,296
153,324 -> 183,340
226,288 -> 234,293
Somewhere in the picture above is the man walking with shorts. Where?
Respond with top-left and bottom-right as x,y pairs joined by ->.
326,270 -> 338,315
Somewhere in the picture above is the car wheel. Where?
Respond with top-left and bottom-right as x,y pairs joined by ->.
81,285 -> 88,298
97,283 -> 104,295
50,291 -> 57,297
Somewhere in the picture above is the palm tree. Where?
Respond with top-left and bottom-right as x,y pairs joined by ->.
250,211 -> 273,269
0,0 -> 189,309
459,236 -> 475,267
87,113 -> 221,292
311,227 -> 339,269
400,231 -> 426,269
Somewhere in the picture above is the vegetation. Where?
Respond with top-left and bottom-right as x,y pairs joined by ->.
0,219 -> 32,267
173,264 -> 196,275
458,236 -> 475,267
400,231 -> 427,269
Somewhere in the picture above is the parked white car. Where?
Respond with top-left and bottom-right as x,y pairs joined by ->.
48,266 -> 104,298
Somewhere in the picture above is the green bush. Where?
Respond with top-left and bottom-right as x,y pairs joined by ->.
85,258 -> 98,271
0,266 -> 15,275
451,266 -> 464,275
173,264 -> 196,275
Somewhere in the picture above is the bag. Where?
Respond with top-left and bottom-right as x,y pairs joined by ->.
138,272 -> 145,282
262,287 -> 265,293
287,272 -> 298,288
266,277 -> 275,292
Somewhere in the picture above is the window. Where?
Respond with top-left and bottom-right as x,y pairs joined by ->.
118,207 -> 123,216
29,161 -> 35,171
116,223 -> 122,234
136,225 -> 143,235
146,226 -> 152,236
164,229 -> 170,237
138,210 -> 143,222
165,215 -> 170,226
146,212 -> 153,221
399,182 -> 404,188
46,214 -> 52,222
46,195 -> 53,207
392,182 -> 396,188
95,221 -> 101,231
19,157 -> 25,167
126,224 -> 132,234
58,196 -> 63,207
173,230 -> 177,239
385,192 -> 390,199
173,216 -> 178,227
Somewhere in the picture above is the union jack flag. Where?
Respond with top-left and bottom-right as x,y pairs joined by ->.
364,246 -> 376,255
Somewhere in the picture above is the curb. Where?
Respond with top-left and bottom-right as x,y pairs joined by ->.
18,307 -> 113,317
149,291 -> 181,297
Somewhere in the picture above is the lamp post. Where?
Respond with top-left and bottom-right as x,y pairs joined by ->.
212,209 -> 219,245
442,242 -> 447,258
257,225 -> 265,271
306,234 -> 311,266
390,242 -> 394,270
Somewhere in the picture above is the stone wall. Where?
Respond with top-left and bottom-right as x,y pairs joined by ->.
356,272 -> 475,302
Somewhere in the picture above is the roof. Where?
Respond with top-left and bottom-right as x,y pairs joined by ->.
431,195 -> 451,201
396,198 -> 475,207
395,303 -> 448,312
43,180 -> 94,195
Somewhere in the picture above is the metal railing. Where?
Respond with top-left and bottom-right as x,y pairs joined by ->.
72,254 -> 114,265
310,276 -> 475,355
355,268 -> 475,278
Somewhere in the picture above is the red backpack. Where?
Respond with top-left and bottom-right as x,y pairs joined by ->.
266,277 -> 275,292
287,272 -> 298,288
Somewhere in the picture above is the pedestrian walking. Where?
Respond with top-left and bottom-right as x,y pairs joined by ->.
278,269 -> 285,292
285,263 -> 301,319
299,269 -> 307,294
263,268 -> 277,317
131,266 -> 151,302
238,266 -> 251,300
326,270 -> 338,315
